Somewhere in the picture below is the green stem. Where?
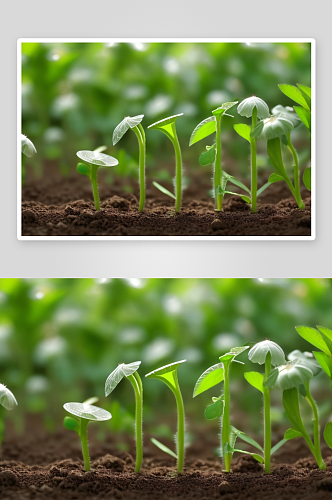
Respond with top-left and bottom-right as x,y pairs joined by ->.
91,165 -> 100,210
305,382 -> 326,470
214,114 -> 223,211
133,124 -> 146,212
128,373 -> 143,473
80,419 -> 91,471
222,363 -> 231,472
171,123 -> 182,213
287,133 -> 305,209
172,373 -> 185,473
263,353 -> 272,474
250,107 -> 258,213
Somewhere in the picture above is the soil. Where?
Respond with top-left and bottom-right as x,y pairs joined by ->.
21,163 -> 311,237
0,425 -> 331,500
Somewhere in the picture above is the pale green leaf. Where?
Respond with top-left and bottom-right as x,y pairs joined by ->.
151,438 -> 178,459
303,167 -> 311,191
271,438 -> 287,455
199,146 -> 216,166
278,84 -> 310,111
284,428 -> 302,440
189,116 -> 216,146
324,422 -> 332,448
204,397 -> 224,420
297,84 -> 311,99
233,123 -> 251,142
244,371 -> 264,393
313,351 -> 332,379
267,138 -> 288,178
152,181 -> 176,200
294,106 -> 311,131
295,326 -> 332,356
282,388 -> 306,436
193,363 -> 224,397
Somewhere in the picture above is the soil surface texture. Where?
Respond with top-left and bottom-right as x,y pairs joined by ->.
21,164 -> 311,237
0,426 -> 331,500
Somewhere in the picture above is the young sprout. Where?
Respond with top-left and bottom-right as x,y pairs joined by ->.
21,134 -> 37,183
235,96 -> 270,213
63,399 -> 112,471
0,384 -> 17,446
113,115 -> 146,212
189,102 -> 248,211
245,340 -> 286,473
148,114 -> 183,213
145,360 -> 186,473
265,351 -> 326,470
76,150 -> 118,210
105,361 -> 143,473
194,346 -> 257,472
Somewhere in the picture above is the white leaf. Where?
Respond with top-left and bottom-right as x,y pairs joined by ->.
113,115 -> 144,145
105,361 -> 141,396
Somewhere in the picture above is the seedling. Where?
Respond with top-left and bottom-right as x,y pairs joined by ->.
105,361 -> 143,473
189,102 -> 250,211
265,351 -> 326,470
76,149 -> 118,210
148,114 -> 183,213
235,96 -> 270,212
113,115 -> 146,212
63,398 -> 112,471
193,346 -> 263,472
145,360 -> 186,473
245,340 -> 286,473
0,384 -> 17,446
21,134 -> 37,183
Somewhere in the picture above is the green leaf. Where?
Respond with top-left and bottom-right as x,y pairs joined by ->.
257,182 -> 271,197
77,162 -> 91,178
271,438 -> 287,455
193,363 -> 224,397
264,368 -> 279,389
295,326 -> 332,356
94,145 -> 107,153
313,351 -> 332,379
189,116 -> 216,146
231,447 -> 264,463
282,388 -> 307,436
278,84 -> 310,111
152,181 -> 176,200
251,121 -> 264,139
220,426 -> 238,459
227,176 -> 251,194
244,371 -> 264,393
235,429 -> 264,452
151,438 -> 178,459
284,428 -> 303,440
223,191 -> 251,204
199,146 -> 216,166
204,397 -> 224,420
303,167 -> 311,191
294,106 -> 311,131
316,326 -> 332,343
297,84 -> 311,99
252,454 -> 264,464
267,138 -> 288,178
63,416 -> 79,432
233,123 -> 251,142
323,422 -> 332,448
269,173 -> 285,183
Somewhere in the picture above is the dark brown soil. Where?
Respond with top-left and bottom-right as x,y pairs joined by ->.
0,427 -> 331,500
21,164 -> 311,237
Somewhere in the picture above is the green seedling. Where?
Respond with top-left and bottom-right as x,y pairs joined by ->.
278,84 -> 311,134
252,109 -> 305,209
235,96 -> 270,213
0,384 -> 17,446
21,134 -> 37,184
189,102 -> 249,211
76,149 -> 118,210
265,350 -> 326,470
246,340 -> 286,473
148,114 -> 183,213
113,115 -> 146,212
105,361 -> 143,473
63,398 -> 112,471
145,360 -> 186,473
193,346 -> 260,472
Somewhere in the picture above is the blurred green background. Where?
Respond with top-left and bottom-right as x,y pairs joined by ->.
21,42 -> 311,186
0,278 -> 330,442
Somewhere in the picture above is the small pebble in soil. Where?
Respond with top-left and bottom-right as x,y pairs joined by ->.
0,470 -> 18,486
22,209 -> 37,223
218,480 -> 231,495
317,478 -> 332,491
211,219 -> 224,231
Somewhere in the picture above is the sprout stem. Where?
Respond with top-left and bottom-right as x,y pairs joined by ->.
287,134 -> 305,209
80,419 -> 91,471
90,165 -> 100,210
214,114 -> 223,211
172,372 -> 185,473
128,372 -> 143,473
171,122 -> 182,213
250,107 -> 258,213
263,353 -> 272,474
222,362 -> 231,472
304,382 -> 326,470
133,124 -> 146,212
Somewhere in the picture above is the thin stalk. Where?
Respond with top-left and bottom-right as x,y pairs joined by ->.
305,382 -> 326,470
214,114 -> 223,211
287,133 -> 305,209
171,122 -> 182,213
222,363 -> 231,472
80,419 -> 91,471
128,373 -> 143,473
172,373 -> 185,473
133,124 -> 146,212
263,353 -> 272,474
250,107 -> 258,213
90,165 -> 100,210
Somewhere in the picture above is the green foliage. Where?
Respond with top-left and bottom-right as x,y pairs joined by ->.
151,437 -> 178,459
303,167 -> 311,191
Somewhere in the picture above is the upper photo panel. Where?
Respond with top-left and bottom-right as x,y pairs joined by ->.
18,39 -> 314,240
